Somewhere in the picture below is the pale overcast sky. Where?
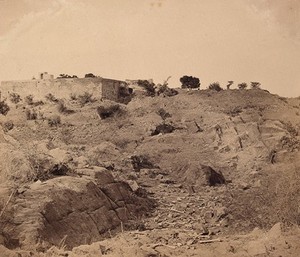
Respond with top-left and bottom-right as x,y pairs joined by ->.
0,0 -> 299,97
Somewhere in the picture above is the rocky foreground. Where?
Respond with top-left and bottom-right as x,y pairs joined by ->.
0,88 -> 299,256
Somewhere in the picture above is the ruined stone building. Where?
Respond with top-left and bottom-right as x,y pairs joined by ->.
0,73 -> 128,102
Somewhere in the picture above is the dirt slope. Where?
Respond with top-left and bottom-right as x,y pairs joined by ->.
0,88 -> 299,256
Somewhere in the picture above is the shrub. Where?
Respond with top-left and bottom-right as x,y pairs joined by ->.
237,83 -> 248,90
9,93 -> 21,104
0,100 -> 10,116
156,108 -> 171,120
47,115 -> 61,127
156,83 -> 178,97
226,81 -> 234,89
96,104 -> 124,119
57,74 -> 72,79
279,97 -> 288,103
180,75 -> 200,89
25,95 -> 34,105
85,73 -> 96,78
119,85 -> 133,104
77,92 -> 94,106
70,93 -> 77,101
45,93 -> 58,103
208,82 -> 223,92
57,100 -> 74,114
57,100 -> 67,113
226,106 -> 243,117
137,80 -> 156,96
130,155 -> 158,172
2,120 -> 14,132
29,156 -> 70,181
25,109 -> 37,120
25,95 -> 44,106
284,121 -> 298,137
151,123 -> 175,136
251,82 -> 261,89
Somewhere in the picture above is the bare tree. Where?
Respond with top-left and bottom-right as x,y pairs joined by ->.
226,81 -> 234,89
251,82 -> 261,89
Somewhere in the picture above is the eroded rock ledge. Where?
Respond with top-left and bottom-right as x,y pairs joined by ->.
2,168 -> 154,250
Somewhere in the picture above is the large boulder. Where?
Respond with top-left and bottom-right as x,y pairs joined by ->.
176,162 -> 226,187
2,172 -> 154,250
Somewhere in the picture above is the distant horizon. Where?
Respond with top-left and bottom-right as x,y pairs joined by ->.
0,72 -> 291,98
0,0 -> 299,97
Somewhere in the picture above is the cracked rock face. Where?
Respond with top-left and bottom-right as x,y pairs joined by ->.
3,173 -> 153,250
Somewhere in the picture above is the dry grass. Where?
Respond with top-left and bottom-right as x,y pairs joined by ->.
226,164 -> 300,231
273,165 -> 300,226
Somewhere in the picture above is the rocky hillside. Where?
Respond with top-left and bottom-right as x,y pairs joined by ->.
0,88 -> 299,256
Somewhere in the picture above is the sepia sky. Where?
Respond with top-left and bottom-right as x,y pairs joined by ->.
0,0 -> 299,97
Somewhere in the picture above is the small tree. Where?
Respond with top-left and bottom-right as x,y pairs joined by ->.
137,80 -> 156,96
156,108 -> 171,120
84,73 -> 96,78
47,115 -> 61,127
2,120 -> 14,132
208,82 -> 223,92
0,100 -> 10,116
45,93 -> 58,103
251,82 -> 261,89
180,76 -> 200,89
57,74 -> 72,79
77,92 -> 94,106
25,109 -> 37,120
156,76 -> 178,97
9,93 -> 22,104
238,82 -> 248,90
25,95 -> 34,105
57,100 -> 67,113
227,81 -> 234,89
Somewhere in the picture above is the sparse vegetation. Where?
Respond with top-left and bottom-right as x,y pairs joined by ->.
25,109 -> 37,120
9,93 -> 21,104
57,100 -> 74,114
156,76 -> 178,97
156,84 -> 178,97
0,100 -> 10,116
28,156 -> 70,181
45,93 -> 58,103
77,92 -> 95,106
226,106 -> 243,117
180,75 -> 200,89
47,115 -> 61,127
119,85 -> 133,104
25,95 -> 34,105
208,82 -> 223,92
279,97 -> 288,103
273,166 -> 300,226
131,155 -> 158,172
2,120 -> 14,132
137,80 -> 156,96
151,123 -> 175,136
237,82 -> 248,90
227,81 -> 234,89
96,104 -> 124,119
57,74 -> 77,79
2,80 -> 300,255
284,121 -> 298,137
84,73 -> 97,78
156,108 -> 171,120
251,81 -> 261,89
69,93 -> 77,101
25,95 -> 44,106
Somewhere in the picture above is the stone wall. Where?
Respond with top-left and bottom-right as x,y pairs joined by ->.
0,77 -> 125,102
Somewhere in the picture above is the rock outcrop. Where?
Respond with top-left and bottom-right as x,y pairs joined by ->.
2,169 -> 154,250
